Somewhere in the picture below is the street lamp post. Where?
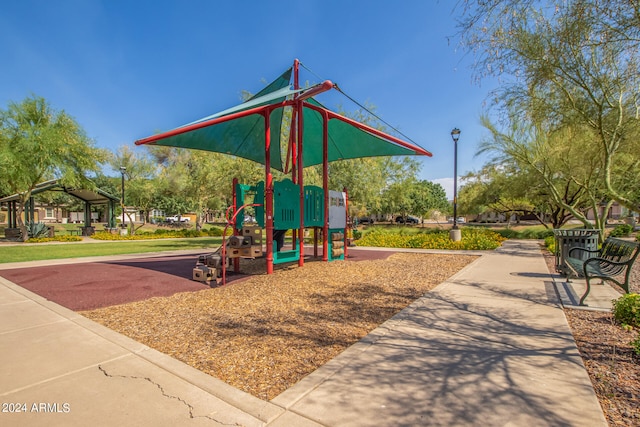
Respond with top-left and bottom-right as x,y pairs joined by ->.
450,128 -> 461,242
120,167 -> 126,229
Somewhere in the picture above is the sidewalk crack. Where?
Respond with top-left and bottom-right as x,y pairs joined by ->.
98,365 -> 242,425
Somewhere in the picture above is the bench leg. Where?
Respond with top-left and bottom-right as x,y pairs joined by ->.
579,277 -> 592,306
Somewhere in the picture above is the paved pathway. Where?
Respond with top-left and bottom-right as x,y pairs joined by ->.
552,271 -> 623,311
0,240 -> 607,426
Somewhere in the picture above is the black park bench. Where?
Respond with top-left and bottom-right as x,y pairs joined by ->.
565,237 -> 640,306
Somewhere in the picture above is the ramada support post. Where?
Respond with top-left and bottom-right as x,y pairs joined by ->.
288,102 -> 298,250
295,59 -> 306,267
343,186 -> 349,258
264,111 -> 274,274
322,109 -> 329,262
232,177 -> 240,273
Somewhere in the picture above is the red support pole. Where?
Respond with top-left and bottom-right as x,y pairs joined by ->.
290,131 -> 297,252
322,109 -> 329,262
292,58 -> 300,183
291,59 -> 299,252
232,178 -> 240,273
290,107 -> 298,251
297,80 -> 333,101
264,112 -> 274,274
343,186 -> 349,258
295,59 -> 305,267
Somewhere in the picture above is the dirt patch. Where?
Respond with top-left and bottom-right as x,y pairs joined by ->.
81,252 -> 476,401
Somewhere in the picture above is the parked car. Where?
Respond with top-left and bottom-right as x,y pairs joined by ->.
396,215 -> 419,224
358,217 -> 374,225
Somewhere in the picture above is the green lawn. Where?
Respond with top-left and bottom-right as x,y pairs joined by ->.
0,237 -> 223,264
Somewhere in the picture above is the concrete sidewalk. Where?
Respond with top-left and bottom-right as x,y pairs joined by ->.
0,240 -> 607,426
551,271 -> 623,311
271,240 -> 606,426
0,276 -> 285,426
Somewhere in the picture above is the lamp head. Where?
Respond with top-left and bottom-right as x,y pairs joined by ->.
451,128 -> 461,143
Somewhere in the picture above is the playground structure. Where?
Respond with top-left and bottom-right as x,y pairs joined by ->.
192,178 -> 348,285
135,59 -> 432,282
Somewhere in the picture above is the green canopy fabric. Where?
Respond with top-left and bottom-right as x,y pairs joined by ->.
135,66 -> 431,170
138,69 -> 294,171
0,179 -> 119,204
300,98 -> 419,166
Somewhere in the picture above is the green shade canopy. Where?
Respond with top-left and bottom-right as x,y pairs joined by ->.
300,98 -> 424,166
135,65 -> 431,170
0,179 -> 119,204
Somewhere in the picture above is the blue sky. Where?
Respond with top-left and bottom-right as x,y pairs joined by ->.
0,0 -> 497,198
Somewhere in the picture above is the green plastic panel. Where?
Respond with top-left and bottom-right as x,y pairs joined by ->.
273,179 -> 300,229
255,181 -> 265,228
272,241 -> 300,265
303,185 -> 324,227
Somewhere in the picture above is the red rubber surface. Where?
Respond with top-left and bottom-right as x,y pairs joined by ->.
0,249 -> 394,311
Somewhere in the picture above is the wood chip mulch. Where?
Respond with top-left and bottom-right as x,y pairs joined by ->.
81,253 -> 476,401
79,245 -> 640,425
565,309 -> 640,426
543,251 -> 640,426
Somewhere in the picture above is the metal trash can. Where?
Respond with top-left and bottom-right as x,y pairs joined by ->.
553,229 -> 600,275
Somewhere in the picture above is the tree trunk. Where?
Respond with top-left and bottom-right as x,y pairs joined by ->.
16,197 -> 29,242
125,211 -> 136,235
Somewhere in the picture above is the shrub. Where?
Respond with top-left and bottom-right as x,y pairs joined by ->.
544,236 -> 556,254
496,229 -> 519,239
356,227 -> 505,250
57,235 -> 84,242
609,224 -> 633,238
154,228 -> 172,235
26,222 -> 50,238
631,336 -> 640,356
207,227 -> 224,237
521,228 -> 554,239
536,229 -> 555,239
496,228 -> 554,239
182,229 -> 204,238
612,293 -> 640,328
26,235 -> 83,243
91,227 -> 230,241
91,231 -> 138,241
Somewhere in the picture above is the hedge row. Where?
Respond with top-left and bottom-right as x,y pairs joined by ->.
91,227 -> 229,241
26,235 -> 84,243
357,228 -> 506,250
495,228 -> 555,239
